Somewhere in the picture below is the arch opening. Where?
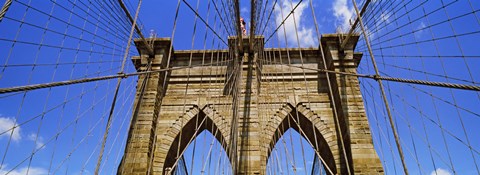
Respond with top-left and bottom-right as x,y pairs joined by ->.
266,106 -> 336,174
267,128 -> 328,174
162,108 -> 232,174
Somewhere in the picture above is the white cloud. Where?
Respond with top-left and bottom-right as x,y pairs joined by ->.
332,0 -> 354,32
275,0 -> 316,48
0,117 -> 21,141
0,166 -> 48,175
241,7 -> 249,15
415,21 -> 426,38
430,168 -> 452,175
380,12 -> 391,24
296,167 -> 304,171
27,133 -> 45,150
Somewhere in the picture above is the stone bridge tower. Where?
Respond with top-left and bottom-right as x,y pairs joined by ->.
118,34 -> 383,174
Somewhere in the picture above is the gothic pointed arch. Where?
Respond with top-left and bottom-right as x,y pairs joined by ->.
266,103 -> 338,174
156,105 -> 231,174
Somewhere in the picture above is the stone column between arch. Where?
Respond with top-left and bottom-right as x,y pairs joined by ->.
118,38 -> 172,174
322,34 -> 384,174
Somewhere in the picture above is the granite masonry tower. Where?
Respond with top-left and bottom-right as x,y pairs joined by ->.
118,34 -> 384,174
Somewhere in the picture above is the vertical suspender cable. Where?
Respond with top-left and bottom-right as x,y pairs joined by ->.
94,0 -> 143,174
350,0 -> 409,174
285,1 -> 316,174
309,0 -> 352,174
229,1 -> 243,174
234,0 -> 243,53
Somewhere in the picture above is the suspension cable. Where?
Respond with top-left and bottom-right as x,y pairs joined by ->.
351,0 -> 409,174
94,0 -> 144,173
116,0 -> 153,56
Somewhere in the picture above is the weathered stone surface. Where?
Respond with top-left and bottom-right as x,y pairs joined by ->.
118,35 -> 383,174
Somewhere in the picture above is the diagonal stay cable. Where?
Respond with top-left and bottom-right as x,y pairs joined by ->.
264,0 -> 303,44
94,0 -> 143,173
260,0 -> 278,36
340,0 -> 371,49
308,0 -> 352,173
212,0 -> 233,36
171,0 -> 203,173
351,0 -> 409,173
181,0 -> 228,46
116,0 -> 153,56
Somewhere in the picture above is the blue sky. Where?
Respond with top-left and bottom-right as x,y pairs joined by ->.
0,0 -> 479,174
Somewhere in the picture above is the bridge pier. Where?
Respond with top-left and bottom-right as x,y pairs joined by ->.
118,34 -> 383,174
229,36 -> 266,174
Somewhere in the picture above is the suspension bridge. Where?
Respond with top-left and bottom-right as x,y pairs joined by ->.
0,0 -> 479,174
